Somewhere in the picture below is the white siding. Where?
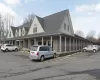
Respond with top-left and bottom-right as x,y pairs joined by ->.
28,17 -> 44,35
59,12 -> 74,36
22,28 -> 26,36
19,28 -> 21,36
15,30 -> 18,37
7,27 -> 14,38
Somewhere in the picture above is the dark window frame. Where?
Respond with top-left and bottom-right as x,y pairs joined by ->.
67,25 -> 70,32
39,46 -> 49,51
9,32 -> 11,37
64,23 -> 66,30
33,27 -> 37,33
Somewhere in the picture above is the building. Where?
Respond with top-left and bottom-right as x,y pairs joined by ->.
2,9 -> 93,52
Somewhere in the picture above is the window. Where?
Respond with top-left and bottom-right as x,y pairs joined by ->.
39,47 -> 49,51
33,27 -> 37,33
64,23 -> 66,30
33,23 -> 37,33
31,46 -> 38,51
22,30 -> 24,35
67,25 -> 70,32
6,44 -> 13,46
9,32 -> 11,37
34,24 -> 37,27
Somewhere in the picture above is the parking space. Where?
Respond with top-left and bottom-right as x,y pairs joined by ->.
0,50 -> 100,80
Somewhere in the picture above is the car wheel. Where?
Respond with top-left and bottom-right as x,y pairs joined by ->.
40,56 -> 44,62
15,48 -> 18,51
93,49 -> 96,53
5,48 -> 9,52
53,53 -> 56,58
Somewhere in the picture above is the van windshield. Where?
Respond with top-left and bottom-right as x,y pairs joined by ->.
31,46 -> 38,51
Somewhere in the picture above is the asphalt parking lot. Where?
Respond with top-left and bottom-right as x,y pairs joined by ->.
0,50 -> 100,80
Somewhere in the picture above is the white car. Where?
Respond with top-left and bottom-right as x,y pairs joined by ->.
83,45 -> 99,53
29,45 -> 56,61
1,44 -> 19,52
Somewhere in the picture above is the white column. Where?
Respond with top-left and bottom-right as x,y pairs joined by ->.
73,39 -> 75,51
59,35 -> 62,52
50,36 -> 52,48
69,38 -> 71,51
65,37 -> 66,52
81,40 -> 83,49
19,41 -> 20,47
76,39 -> 77,50
79,40 -> 81,50
28,39 -> 31,48
42,37 -> 44,45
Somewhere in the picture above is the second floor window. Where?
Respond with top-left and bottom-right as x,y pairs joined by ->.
33,23 -> 37,33
9,32 -> 11,37
67,25 -> 70,32
64,23 -> 66,30
22,30 -> 24,35
33,27 -> 37,33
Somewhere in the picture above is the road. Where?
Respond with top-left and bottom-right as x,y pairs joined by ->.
0,51 -> 100,80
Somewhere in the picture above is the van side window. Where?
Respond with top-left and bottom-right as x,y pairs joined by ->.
39,47 -> 49,51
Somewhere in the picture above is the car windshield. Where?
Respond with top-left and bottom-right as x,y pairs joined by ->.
31,46 -> 38,51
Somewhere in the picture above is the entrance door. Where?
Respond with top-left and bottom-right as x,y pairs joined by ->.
38,41 -> 46,45
47,41 -> 53,48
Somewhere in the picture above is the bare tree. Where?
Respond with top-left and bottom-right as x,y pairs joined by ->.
23,14 -> 35,24
75,30 -> 84,37
97,32 -> 100,43
86,30 -> 97,42
3,14 -> 14,37
0,13 -> 14,41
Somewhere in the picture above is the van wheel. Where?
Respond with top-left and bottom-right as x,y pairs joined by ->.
53,53 -> 56,58
5,48 -> 8,52
93,49 -> 96,53
40,56 -> 44,62
83,49 -> 86,52
15,48 -> 18,51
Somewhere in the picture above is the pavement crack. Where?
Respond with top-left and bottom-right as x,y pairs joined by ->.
0,63 -> 64,79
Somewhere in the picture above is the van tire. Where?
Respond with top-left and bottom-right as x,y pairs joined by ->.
93,49 -> 96,53
5,48 -> 9,52
40,56 -> 44,62
53,53 -> 56,58
15,48 -> 18,51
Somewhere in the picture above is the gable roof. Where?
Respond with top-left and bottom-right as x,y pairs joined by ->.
43,9 -> 68,33
36,16 -> 44,30
11,26 -> 17,36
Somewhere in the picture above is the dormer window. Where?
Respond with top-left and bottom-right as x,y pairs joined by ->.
9,32 -> 11,37
22,30 -> 24,34
68,25 -> 69,32
64,23 -> 66,30
33,23 -> 37,33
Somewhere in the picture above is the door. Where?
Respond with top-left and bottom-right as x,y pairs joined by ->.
39,46 -> 49,58
6,44 -> 13,50
49,47 -> 54,57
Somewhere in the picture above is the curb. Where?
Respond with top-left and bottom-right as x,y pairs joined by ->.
20,50 -> 81,58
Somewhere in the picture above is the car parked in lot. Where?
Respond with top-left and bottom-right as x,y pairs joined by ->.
83,45 -> 100,53
1,44 -> 19,52
29,45 -> 56,61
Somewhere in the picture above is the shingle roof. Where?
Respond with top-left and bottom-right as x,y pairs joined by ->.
18,21 -> 33,28
43,9 -> 68,33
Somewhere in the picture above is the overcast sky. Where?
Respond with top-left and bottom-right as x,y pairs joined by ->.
0,0 -> 100,38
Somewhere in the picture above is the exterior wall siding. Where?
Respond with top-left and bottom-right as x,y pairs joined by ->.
7,27 -> 14,38
28,17 -> 45,35
59,13 -> 74,36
